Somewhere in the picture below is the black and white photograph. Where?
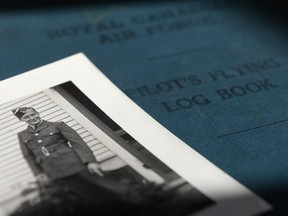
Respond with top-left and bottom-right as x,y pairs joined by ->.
0,54 -> 271,216
0,82 -> 214,216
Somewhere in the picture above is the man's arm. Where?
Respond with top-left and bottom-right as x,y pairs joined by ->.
18,133 -> 43,176
57,122 -> 103,176
57,122 -> 97,164
18,133 -> 50,184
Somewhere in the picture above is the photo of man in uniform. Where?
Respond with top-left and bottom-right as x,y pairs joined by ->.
12,107 -> 160,216
11,106 -> 208,216
13,107 -> 103,184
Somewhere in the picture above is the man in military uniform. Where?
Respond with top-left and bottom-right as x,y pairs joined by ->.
13,107 -> 103,184
13,107 -> 196,216
13,107 -> 150,215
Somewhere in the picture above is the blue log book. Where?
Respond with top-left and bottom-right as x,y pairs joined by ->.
0,0 -> 287,214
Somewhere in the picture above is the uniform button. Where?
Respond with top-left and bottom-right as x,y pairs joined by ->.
35,133 -> 39,136
49,133 -> 54,135
38,140 -> 42,143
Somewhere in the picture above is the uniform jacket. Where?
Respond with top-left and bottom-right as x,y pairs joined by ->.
18,120 -> 97,180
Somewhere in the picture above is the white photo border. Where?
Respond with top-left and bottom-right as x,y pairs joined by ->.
0,53 -> 272,216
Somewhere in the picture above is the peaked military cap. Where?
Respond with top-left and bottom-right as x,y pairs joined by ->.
12,107 -> 36,119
